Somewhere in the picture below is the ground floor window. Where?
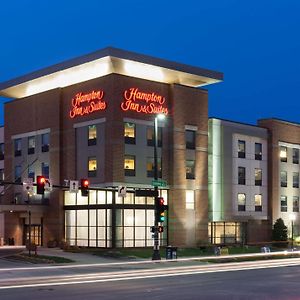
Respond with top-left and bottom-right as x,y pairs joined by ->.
209,222 -> 246,245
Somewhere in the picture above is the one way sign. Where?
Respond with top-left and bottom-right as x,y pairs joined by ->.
118,186 -> 127,198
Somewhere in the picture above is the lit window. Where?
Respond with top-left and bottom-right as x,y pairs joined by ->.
255,143 -> 262,160
293,196 -> 299,212
293,148 -> 299,164
147,126 -> 162,147
124,155 -> 135,176
0,143 -> 4,160
88,157 -> 97,177
280,195 -> 287,212
41,133 -> 49,152
28,136 -> 35,155
238,193 -> 246,211
146,157 -> 162,178
255,168 -> 262,186
280,146 -> 287,162
186,160 -> 195,180
124,122 -> 135,144
88,125 -> 97,146
280,171 -> 287,187
15,165 -> 21,183
293,172 -> 299,188
238,167 -> 246,185
14,139 -> 22,157
255,194 -> 262,211
41,162 -> 49,178
186,190 -> 195,210
186,130 -> 196,150
238,140 -> 246,158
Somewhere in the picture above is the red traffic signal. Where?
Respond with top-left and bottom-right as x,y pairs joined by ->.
156,197 -> 166,222
81,179 -> 89,197
158,226 -> 164,233
36,176 -> 46,194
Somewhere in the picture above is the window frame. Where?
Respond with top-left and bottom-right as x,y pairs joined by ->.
255,143 -> 262,160
88,125 -> 97,146
185,130 -> 196,150
124,155 -> 136,176
124,122 -> 136,145
238,140 -> 246,158
238,193 -> 246,211
238,166 -> 246,185
280,195 -> 288,212
41,133 -> 49,153
280,171 -> 287,187
88,156 -> 97,177
186,160 -> 195,180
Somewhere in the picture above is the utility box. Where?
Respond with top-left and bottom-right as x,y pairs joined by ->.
166,246 -> 177,260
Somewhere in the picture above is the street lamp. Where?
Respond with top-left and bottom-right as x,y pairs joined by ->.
152,114 -> 165,261
290,213 -> 296,250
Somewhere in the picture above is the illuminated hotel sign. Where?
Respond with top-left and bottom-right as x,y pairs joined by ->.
69,90 -> 107,118
121,88 -> 168,115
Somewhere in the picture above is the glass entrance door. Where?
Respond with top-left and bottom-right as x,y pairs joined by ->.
23,225 -> 42,246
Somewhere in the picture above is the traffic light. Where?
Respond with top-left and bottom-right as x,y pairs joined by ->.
81,179 -> 89,197
158,226 -> 164,233
156,197 -> 166,222
36,176 -> 46,195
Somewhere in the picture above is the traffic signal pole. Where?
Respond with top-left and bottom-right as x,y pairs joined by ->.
152,116 -> 161,261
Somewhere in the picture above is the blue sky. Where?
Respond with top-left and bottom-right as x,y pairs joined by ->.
1,0 -> 300,125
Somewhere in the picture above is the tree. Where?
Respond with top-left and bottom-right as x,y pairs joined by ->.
272,218 -> 288,245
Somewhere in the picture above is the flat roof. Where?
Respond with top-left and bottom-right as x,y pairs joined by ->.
0,47 -> 223,99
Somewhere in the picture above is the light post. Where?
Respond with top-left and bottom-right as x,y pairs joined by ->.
290,214 -> 296,250
152,114 -> 165,260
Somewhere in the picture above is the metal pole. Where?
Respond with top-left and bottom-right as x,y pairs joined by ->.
292,220 -> 294,250
152,117 -> 161,260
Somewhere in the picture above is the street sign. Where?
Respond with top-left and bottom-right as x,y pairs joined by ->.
44,179 -> 53,192
152,180 -> 167,187
135,189 -> 157,197
23,178 -> 34,194
69,180 -> 79,193
118,186 -> 127,198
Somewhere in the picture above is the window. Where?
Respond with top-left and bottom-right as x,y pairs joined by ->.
88,125 -> 97,146
238,167 -> 246,185
185,130 -> 196,150
0,169 -> 4,181
146,157 -> 162,178
293,196 -> 299,212
41,133 -> 49,152
124,122 -> 136,144
280,171 -> 287,187
147,126 -> 162,147
14,139 -> 22,157
28,136 -> 35,155
15,165 -> 21,183
238,140 -> 246,158
0,143 -> 4,160
293,148 -> 299,164
255,194 -> 262,211
124,155 -> 135,176
186,190 -> 195,210
28,165 -> 35,179
255,168 -> 262,186
280,195 -> 287,212
255,143 -> 262,160
293,172 -> 299,188
41,162 -> 49,178
238,193 -> 246,211
280,146 -> 287,162
186,160 -> 195,180
88,157 -> 97,177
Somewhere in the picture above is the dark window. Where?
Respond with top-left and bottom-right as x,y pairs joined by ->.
0,143 -> 4,160
41,162 -> 49,178
124,122 -> 136,144
186,160 -> 195,180
28,136 -> 35,155
88,125 -> 97,146
255,168 -> 262,186
146,157 -> 162,178
0,169 -> 4,181
147,126 -> 162,147
238,193 -> 246,211
185,130 -> 196,150
280,146 -> 287,162
15,165 -> 21,183
41,133 -> 49,152
28,166 -> 35,180
280,171 -> 287,187
293,196 -> 299,212
280,195 -> 287,212
88,157 -> 97,177
293,172 -> 299,188
238,140 -> 246,158
124,155 -> 135,176
255,143 -> 262,160
255,194 -> 262,211
293,148 -> 299,164
238,167 -> 246,185
14,139 -> 22,157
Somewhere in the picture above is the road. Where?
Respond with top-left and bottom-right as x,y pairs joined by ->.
0,257 -> 300,299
